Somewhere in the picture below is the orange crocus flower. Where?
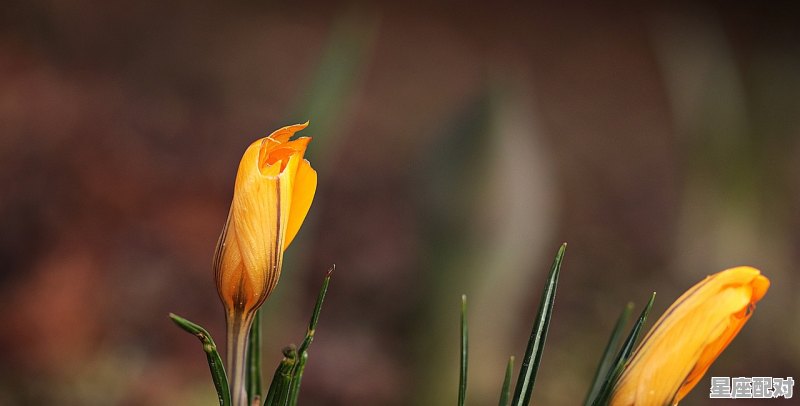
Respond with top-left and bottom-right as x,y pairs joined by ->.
214,122 -> 316,316
609,266 -> 769,406
213,122 -> 317,406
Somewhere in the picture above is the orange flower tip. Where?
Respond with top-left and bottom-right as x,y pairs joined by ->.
268,122 -> 310,143
716,266 -> 770,302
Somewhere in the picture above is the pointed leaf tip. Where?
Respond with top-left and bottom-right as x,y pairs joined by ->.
511,244 -> 566,406
583,302 -> 636,406
590,293 -> 657,406
499,356 -> 515,406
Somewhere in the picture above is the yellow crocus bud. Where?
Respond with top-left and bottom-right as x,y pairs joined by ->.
214,122 -> 317,316
214,122 -> 317,406
609,266 -> 769,406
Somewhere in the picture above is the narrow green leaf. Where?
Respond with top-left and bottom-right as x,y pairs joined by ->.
511,243 -> 566,406
264,345 -> 297,406
298,266 -> 334,355
583,302 -> 634,406
591,292 -> 656,406
169,313 -> 231,406
287,266 -> 334,406
458,294 -> 468,406
287,352 -> 309,406
247,310 -> 263,405
498,356 -> 514,406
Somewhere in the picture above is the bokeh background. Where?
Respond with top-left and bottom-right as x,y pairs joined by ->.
1,2 -> 798,405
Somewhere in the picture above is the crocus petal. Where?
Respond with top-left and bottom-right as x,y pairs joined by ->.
268,122 -> 309,143
214,210 -> 245,308
218,142 -> 285,311
609,266 -> 769,406
284,158 -> 317,249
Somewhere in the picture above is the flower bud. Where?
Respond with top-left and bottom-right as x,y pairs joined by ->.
214,122 -> 317,317
610,266 -> 769,405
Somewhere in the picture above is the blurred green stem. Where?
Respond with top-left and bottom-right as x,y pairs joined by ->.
227,310 -> 255,406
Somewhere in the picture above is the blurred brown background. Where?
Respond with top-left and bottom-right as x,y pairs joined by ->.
1,1 -> 798,405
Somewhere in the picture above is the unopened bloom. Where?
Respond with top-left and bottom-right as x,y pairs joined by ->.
609,266 -> 769,406
214,122 -> 317,317
214,123 -> 316,406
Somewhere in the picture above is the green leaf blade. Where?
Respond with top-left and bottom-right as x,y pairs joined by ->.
169,313 -> 231,406
591,292 -> 656,406
583,302 -> 634,405
264,345 -> 297,406
511,243 -> 567,406
298,266 -> 334,355
499,356 -> 514,406
458,294 -> 468,406
287,352 -> 309,406
289,267 -> 333,405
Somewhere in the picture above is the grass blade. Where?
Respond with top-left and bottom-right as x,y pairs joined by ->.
458,294 -> 468,406
286,266 -> 334,405
169,313 -> 231,406
583,303 -> 634,405
298,266 -> 334,355
247,310 -> 263,405
511,243 -> 566,406
498,356 -> 514,406
591,293 -> 656,406
287,352 -> 309,406
264,345 -> 297,406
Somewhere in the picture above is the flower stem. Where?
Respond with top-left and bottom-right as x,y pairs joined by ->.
226,310 -> 255,406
